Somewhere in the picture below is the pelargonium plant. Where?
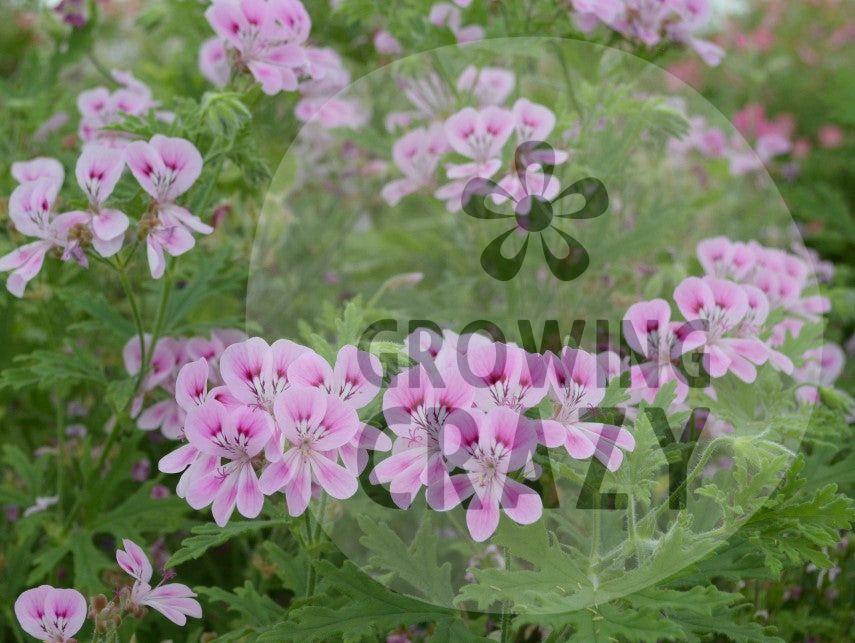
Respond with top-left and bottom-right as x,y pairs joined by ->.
2,1 -> 853,642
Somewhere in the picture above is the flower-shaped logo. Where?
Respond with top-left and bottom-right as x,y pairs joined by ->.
462,141 -> 608,281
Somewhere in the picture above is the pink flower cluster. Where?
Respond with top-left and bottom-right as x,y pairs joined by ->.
199,0 -> 366,129
153,235 -> 834,540
572,0 -> 725,66
15,540 -> 201,641
1,135 -> 209,295
382,66 -> 568,212
157,340 -> 390,525
123,329 -> 247,439
201,0 -> 314,96
670,103 -> 795,176
77,70 -> 170,148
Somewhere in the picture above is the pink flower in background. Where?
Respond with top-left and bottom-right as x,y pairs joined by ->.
294,47 -> 367,130
373,364 -> 475,508
436,106 -> 514,211
793,343 -> 846,404
405,327 -> 493,372
674,276 -> 769,382
428,3 -> 484,43
382,125 -> 448,205
77,70 -> 161,146
63,144 -> 130,259
374,30 -> 403,55
437,407 -> 542,541
288,345 -> 392,473
185,401 -> 272,526
260,387 -> 360,516
736,284 -> 793,374
543,348 -> 636,470
125,135 -> 211,278
818,124 -> 844,149
623,298 -> 705,404
199,37 -> 231,88
11,158 -> 65,187
15,585 -> 86,642
696,236 -> 756,281
116,539 -> 202,625
205,0 -> 312,95
456,66 -> 516,106
572,0 -> 724,66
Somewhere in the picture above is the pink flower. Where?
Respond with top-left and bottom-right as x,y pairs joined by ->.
219,337 -> 308,410
116,539 -> 202,625
125,135 -> 211,278
184,401 -> 273,526
205,0 -> 312,95
428,3 -> 484,43
696,236 -> 756,281
15,585 -> 86,642
436,106 -> 514,211
818,124 -> 844,149
623,298 -> 704,404
63,144 -> 130,258
77,71 -> 160,146
372,364 -> 474,509
288,345 -> 392,473
437,407 -> 542,541
793,343 -> 846,404
456,66 -> 516,106
542,348 -> 636,471
674,276 -> 768,382
374,30 -> 403,55
259,387 -> 360,516
382,125 -> 448,205
199,37 -> 231,88
1,178 -> 88,296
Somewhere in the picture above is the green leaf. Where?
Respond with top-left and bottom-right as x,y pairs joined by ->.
357,513 -> 454,604
167,520 -> 282,567
70,532 -> 110,594
258,561 -> 463,642
196,581 -> 288,626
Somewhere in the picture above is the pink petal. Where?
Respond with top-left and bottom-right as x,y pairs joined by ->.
220,337 -> 273,405
44,587 -> 87,640
223,404 -> 273,457
273,385 -> 328,445
175,358 -> 210,412
259,450 -> 302,494
150,135 -> 203,200
564,423 -> 597,460
314,394 -> 359,451
12,157 -> 64,186
125,140 -> 166,200
501,478 -> 543,525
623,299 -> 671,357
284,462 -> 312,516
466,494 -> 501,542
76,144 -> 124,205
158,443 -> 199,474
14,585 -> 53,640
235,464 -> 264,519
211,468 -> 240,526
426,472 -> 473,511
674,276 -> 714,321
184,400 -> 231,457
186,468 -> 226,510
309,453 -> 358,499
116,538 -> 153,583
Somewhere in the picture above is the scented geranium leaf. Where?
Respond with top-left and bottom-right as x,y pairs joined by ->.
104,378 -> 137,414
70,531 -> 110,594
2,445 -> 44,494
27,543 -> 71,585
260,542 -> 309,595
0,348 -> 106,392
430,618 -> 490,642
168,520 -> 283,567
627,585 -> 744,616
258,561 -> 462,642
357,513 -> 454,604
456,520 -> 592,612
58,289 -> 135,338
98,482 -> 190,540
672,608 -> 783,643
196,582 -> 288,627
528,602 -> 684,642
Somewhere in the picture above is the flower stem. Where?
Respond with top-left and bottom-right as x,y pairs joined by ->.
304,494 -> 328,598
